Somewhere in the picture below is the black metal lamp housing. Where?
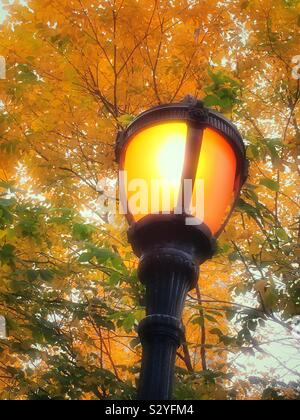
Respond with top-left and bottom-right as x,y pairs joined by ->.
115,96 -> 248,400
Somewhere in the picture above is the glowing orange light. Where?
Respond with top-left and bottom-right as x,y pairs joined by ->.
121,121 -> 237,234
123,122 -> 187,220
193,128 -> 237,234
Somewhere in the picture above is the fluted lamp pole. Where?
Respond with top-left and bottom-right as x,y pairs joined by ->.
115,96 -> 248,400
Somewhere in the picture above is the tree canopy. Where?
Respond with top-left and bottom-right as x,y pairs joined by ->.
0,0 -> 299,400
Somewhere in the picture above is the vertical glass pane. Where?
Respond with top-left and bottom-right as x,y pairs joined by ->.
193,128 -> 237,234
123,122 -> 187,220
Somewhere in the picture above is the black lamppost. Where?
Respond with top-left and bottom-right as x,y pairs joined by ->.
115,96 -> 248,400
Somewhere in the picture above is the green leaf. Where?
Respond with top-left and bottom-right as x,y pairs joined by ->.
275,228 -> 289,242
225,308 -> 236,321
247,320 -> 257,332
259,178 -> 279,192
93,248 -> 114,263
49,208 -> 74,224
78,252 -> 93,263
247,144 -> 260,160
122,313 -> 136,333
134,309 -> 145,322
210,328 -> 223,336
191,315 -> 204,327
203,95 -> 222,108
242,328 -> 252,341
27,269 -> 39,281
236,198 -> 258,219
72,223 -> 95,241
39,269 -> 54,281
117,114 -> 135,125
129,337 -> 140,349
0,198 -> 16,207
108,273 -> 120,286
204,314 -> 219,323
16,64 -> 38,84
0,243 -> 15,264
258,319 -> 266,328
91,314 -> 115,331
265,140 -> 280,166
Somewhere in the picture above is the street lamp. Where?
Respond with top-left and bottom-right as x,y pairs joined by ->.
115,96 -> 248,400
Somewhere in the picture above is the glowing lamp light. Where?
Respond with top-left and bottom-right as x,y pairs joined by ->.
116,97 -> 247,259
115,96 -> 248,400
